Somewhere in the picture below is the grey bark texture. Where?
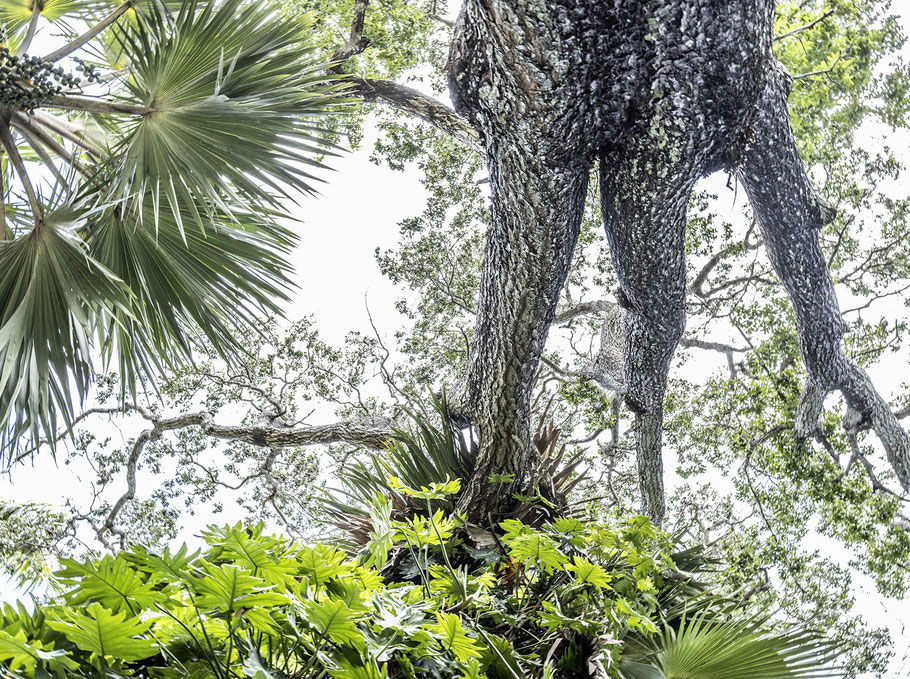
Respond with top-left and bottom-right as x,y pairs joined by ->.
446,0 -> 910,523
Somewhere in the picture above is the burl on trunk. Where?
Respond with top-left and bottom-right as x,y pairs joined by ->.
446,0 -> 910,523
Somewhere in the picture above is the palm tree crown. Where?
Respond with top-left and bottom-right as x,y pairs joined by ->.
0,0 -> 343,457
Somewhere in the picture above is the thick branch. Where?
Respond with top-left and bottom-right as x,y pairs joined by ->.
330,0 -> 370,69
347,78 -> 481,152
98,411 -> 395,546
554,299 -> 618,324
197,414 -> 395,449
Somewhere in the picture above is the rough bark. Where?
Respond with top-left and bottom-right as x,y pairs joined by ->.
447,0 -> 910,523
737,64 -> 910,484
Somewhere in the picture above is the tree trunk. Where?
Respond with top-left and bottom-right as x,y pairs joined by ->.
447,0 -> 910,523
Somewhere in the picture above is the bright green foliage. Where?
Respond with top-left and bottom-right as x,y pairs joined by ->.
388,476 -> 462,501
427,612 -> 483,662
45,603 -> 158,663
0,516 -> 837,679
0,628 -> 77,676
56,554 -> 169,614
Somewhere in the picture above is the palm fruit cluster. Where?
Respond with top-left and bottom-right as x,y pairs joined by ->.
0,47 -> 100,112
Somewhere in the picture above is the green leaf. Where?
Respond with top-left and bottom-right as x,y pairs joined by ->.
46,602 -> 158,662
87,199 -> 296,393
122,542 -> 200,583
297,544 -> 350,587
301,598 -> 362,646
425,612 -> 482,663
643,611 -> 840,679
0,629 -> 45,672
0,213 -> 131,456
502,531 -> 568,574
57,554 -> 168,613
0,0 -> 96,33
477,630 -> 525,679
106,0 -> 343,218
362,493 -> 395,569
192,562 -> 289,614
566,555 -> 613,589
487,473 -> 515,484
388,475 -> 461,500
201,524 -> 298,589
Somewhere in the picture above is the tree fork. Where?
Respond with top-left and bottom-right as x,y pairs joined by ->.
446,0 -> 910,522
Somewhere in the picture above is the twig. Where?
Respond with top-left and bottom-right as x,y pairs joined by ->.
773,10 -> 834,42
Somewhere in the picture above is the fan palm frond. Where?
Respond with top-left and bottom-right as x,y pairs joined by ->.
0,0 -> 345,458
0,210 -> 130,443
104,0 -> 342,225
86,197 -> 296,380
0,0 -> 100,34
619,609 -> 840,679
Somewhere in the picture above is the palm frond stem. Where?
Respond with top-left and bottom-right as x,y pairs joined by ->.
15,9 -> 41,56
0,168 -> 5,241
29,110 -> 105,158
42,0 -> 134,63
47,94 -> 151,116
0,126 -> 43,229
12,124 -> 71,193
11,112 -> 91,176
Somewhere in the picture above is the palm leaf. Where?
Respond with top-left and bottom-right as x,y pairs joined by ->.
86,196 -> 296,382
102,0 -> 343,227
619,610 -> 840,679
0,0 -> 100,33
0,211 -> 130,453
0,0 -> 344,458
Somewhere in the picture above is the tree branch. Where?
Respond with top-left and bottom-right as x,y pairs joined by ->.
773,10 -> 834,42
329,0 -> 370,70
553,299 -> 618,324
202,415 -> 396,449
98,411 -> 396,545
346,77 -> 481,152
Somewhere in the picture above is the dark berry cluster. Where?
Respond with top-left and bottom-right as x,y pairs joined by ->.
0,46 -> 97,112
73,57 -> 103,84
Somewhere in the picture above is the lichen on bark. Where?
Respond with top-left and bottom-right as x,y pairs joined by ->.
447,0 -> 910,523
